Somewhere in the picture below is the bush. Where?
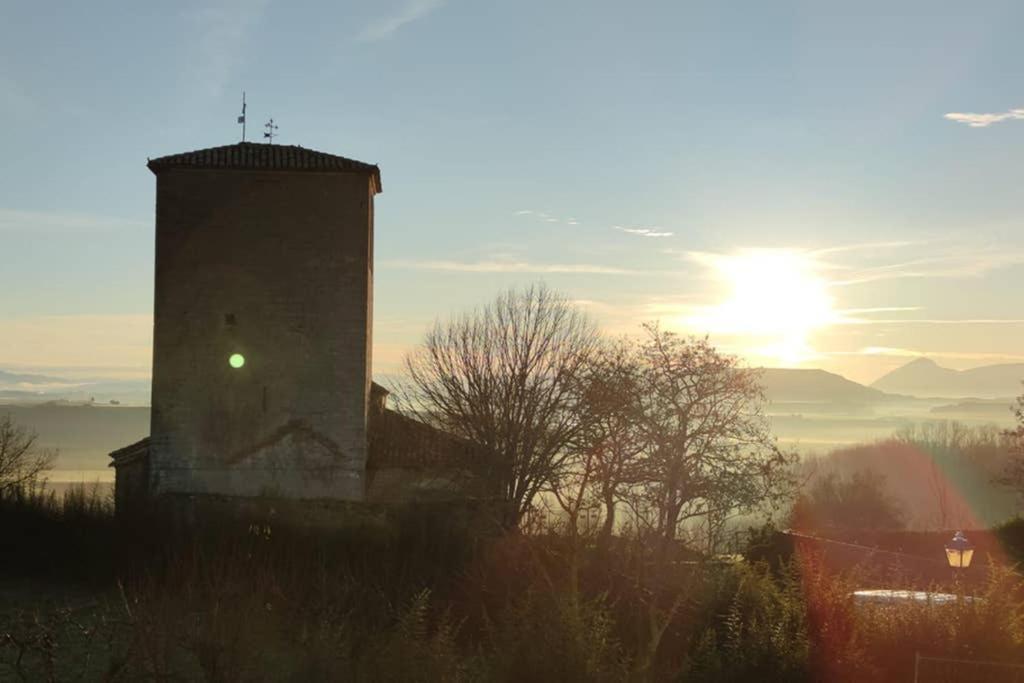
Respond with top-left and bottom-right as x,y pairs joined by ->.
683,562 -> 811,682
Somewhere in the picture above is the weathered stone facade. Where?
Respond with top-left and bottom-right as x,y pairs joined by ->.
111,142 -> 494,514
122,143 -> 381,503
109,437 -> 150,511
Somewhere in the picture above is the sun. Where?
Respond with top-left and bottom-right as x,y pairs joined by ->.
686,249 -> 838,364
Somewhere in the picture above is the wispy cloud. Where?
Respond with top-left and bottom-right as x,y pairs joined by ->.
514,210 -> 579,226
358,0 -> 445,42
184,0 -> 270,97
833,248 -> 1024,285
614,225 -> 674,238
684,241 -> 1024,287
514,211 -> 675,236
809,240 -> 922,257
944,107 -> 1024,128
0,209 -> 146,233
382,259 -> 638,275
0,314 -> 152,369
839,307 -> 921,315
842,318 -> 1024,326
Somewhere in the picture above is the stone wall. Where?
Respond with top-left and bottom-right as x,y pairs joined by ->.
111,438 -> 150,513
148,168 -> 375,500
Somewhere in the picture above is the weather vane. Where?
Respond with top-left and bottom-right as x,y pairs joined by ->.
237,92 -> 247,141
264,118 -> 279,144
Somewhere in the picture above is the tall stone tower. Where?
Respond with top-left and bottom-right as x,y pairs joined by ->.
145,142 -> 381,501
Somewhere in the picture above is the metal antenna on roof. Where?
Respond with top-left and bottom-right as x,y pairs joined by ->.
237,92 -> 247,142
263,118 -> 279,144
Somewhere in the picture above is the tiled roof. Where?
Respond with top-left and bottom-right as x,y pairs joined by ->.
147,142 -> 381,191
108,436 -> 150,467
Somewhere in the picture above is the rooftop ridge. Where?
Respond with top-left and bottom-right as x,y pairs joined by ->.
147,142 -> 381,192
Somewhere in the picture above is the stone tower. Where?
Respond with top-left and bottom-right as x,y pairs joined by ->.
145,142 -> 381,501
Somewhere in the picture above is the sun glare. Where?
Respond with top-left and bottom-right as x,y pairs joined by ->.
686,249 -> 837,364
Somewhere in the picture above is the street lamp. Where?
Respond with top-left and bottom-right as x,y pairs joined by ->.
945,531 -> 974,570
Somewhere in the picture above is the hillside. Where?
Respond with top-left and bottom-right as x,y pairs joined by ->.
758,367 -> 896,405
872,358 -> 1024,399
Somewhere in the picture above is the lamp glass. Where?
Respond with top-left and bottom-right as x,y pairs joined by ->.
945,547 -> 974,569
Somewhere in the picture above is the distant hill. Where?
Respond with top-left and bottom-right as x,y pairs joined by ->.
758,368 -> 895,405
0,404 -> 149,472
0,369 -> 68,385
0,368 -> 149,406
871,358 -> 1024,399
929,398 -> 1017,419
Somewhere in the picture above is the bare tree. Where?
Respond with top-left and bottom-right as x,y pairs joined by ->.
0,414 -> 56,496
999,386 -> 1024,503
402,284 -> 600,526
1013,389 -> 1024,452
567,339 -> 647,546
633,323 -> 795,545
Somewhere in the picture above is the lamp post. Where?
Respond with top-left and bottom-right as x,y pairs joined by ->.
945,531 -> 974,585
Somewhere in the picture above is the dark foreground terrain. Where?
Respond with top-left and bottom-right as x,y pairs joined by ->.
6,489 -> 1024,681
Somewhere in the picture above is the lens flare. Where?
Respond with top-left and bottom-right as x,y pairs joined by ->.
229,353 -> 245,369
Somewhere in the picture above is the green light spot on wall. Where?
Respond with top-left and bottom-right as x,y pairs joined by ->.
229,353 -> 245,369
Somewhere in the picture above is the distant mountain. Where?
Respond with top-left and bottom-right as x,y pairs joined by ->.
0,369 -> 150,406
871,358 -> 1024,399
758,368 -> 895,405
0,404 -> 150,472
0,369 -> 69,385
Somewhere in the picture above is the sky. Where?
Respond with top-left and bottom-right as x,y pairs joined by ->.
1,0 -> 1023,385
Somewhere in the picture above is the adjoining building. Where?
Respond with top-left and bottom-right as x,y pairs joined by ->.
110,142 -> 487,511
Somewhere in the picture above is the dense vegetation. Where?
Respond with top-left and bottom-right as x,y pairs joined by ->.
794,422 -> 1020,532
5,486 -> 1024,681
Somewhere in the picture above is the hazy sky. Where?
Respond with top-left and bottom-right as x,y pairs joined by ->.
2,0 -> 1023,384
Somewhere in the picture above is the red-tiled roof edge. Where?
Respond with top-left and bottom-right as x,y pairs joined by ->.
108,436 -> 151,467
147,142 -> 382,192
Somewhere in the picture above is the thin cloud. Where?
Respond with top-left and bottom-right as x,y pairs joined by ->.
0,209 -> 146,233
944,108 -> 1024,128
809,240 -> 921,257
0,314 -> 153,369
358,0 -> 445,42
513,210 -> 582,227
382,259 -> 638,275
840,307 -> 921,314
683,244 -> 1024,288
842,318 -> 1024,326
614,226 -> 674,238
834,249 -> 1024,285
515,209 -> 674,234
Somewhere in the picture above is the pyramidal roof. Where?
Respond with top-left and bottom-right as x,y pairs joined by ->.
147,142 -> 381,191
